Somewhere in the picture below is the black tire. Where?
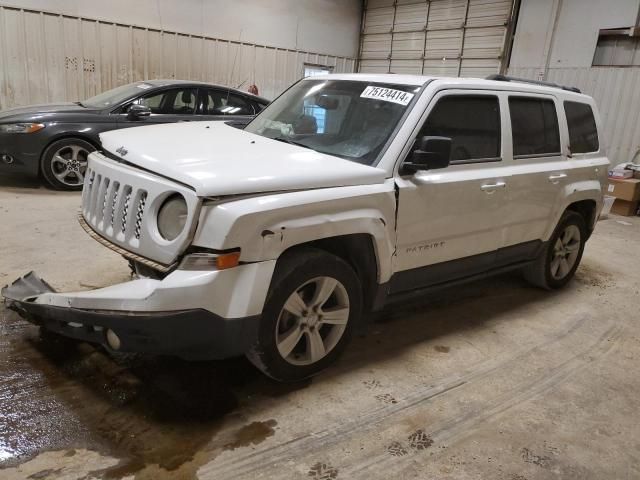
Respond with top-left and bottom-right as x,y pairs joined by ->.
246,248 -> 362,382
41,138 -> 95,190
523,211 -> 587,290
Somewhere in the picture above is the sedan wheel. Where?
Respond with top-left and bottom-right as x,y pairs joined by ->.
41,138 -> 95,190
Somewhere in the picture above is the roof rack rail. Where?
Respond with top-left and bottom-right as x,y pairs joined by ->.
485,74 -> 581,93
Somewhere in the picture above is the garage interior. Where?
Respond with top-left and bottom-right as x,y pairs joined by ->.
1,0 -> 639,479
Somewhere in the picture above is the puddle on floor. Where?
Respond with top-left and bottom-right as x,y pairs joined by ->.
0,307 -> 299,477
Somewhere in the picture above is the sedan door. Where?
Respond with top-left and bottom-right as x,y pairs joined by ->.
195,88 -> 257,127
117,87 -> 198,127
392,91 -> 508,294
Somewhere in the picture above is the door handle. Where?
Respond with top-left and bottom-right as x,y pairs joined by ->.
548,173 -> 567,184
480,181 -> 506,193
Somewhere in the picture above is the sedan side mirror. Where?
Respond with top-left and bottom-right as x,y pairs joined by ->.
127,104 -> 151,120
402,136 -> 452,174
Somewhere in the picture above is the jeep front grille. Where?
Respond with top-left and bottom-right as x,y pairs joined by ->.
82,169 -> 148,247
80,151 -> 200,266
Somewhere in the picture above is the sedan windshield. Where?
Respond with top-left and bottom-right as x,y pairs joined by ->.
82,82 -> 155,109
244,80 -> 420,165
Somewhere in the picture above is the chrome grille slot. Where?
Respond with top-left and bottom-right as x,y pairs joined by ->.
97,178 -> 110,226
121,186 -> 132,235
108,182 -> 120,228
134,192 -> 147,240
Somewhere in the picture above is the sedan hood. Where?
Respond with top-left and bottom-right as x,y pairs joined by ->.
99,122 -> 386,196
0,103 -> 99,122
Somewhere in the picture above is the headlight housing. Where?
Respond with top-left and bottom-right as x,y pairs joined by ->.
0,123 -> 45,134
157,194 -> 188,241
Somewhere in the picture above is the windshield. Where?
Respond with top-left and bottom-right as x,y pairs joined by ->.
82,82 -> 154,109
244,80 -> 420,165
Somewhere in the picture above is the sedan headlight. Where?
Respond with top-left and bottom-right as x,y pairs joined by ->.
157,194 -> 188,241
0,123 -> 45,134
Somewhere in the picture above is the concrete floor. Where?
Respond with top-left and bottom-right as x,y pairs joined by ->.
1,176 -> 639,480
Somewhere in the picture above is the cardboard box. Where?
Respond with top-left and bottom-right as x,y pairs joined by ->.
610,199 -> 639,216
606,178 -> 640,201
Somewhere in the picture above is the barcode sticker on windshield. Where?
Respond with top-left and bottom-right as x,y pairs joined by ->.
360,86 -> 414,106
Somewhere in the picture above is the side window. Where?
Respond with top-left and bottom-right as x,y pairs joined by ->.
203,90 -> 254,115
564,101 -> 599,153
137,88 -> 196,114
418,95 -> 501,162
509,97 -> 560,157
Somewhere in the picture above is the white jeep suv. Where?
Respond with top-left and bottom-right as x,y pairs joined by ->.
3,74 -> 609,382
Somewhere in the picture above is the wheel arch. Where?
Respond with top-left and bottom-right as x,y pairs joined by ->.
278,233 -> 381,313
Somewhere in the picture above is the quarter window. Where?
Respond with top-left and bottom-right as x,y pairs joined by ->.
509,97 -> 560,157
418,95 -> 501,162
564,101 -> 599,154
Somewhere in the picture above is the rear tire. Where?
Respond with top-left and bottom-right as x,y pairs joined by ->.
523,211 -> 586,290
41,138 -> 95,190
246,248 -> 362,382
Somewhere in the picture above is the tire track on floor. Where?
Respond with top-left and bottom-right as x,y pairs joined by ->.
198,313 -> 602,479
347,323 -> 624,479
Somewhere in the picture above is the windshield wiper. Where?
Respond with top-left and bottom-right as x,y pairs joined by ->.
272,136 -> 311,150
74,101 -> 85,107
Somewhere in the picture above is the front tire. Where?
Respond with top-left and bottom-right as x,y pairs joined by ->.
247,248 -> 362,382
523,211 -> 586,289
41,138 -> 95,190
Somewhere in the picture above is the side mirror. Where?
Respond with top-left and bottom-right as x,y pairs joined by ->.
127,104 -> 151,120
402,136 -> 452,174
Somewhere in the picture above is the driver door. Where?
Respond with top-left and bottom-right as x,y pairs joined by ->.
117,87 -> 198,126
392,91 -> 508,293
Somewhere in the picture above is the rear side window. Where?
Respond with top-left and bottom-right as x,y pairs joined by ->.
509,97 -> 560,157
419,95 -> 501,162
564,101 -> 599,153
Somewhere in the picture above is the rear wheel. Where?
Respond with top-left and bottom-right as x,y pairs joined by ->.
523,211 -> 586,289
41,138 -> 95,190
247,248 -> 362,382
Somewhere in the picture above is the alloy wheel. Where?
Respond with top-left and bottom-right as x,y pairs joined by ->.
550,224 -> 581,280
50,144 -> 90,187
275,276 -> 350,366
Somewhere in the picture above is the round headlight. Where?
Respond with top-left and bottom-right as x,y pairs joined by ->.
157,194 -> 188,241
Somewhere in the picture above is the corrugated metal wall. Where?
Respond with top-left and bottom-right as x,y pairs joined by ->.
358,0 -> 514,77
509,67 -> 640,165
0,4 -> 356,109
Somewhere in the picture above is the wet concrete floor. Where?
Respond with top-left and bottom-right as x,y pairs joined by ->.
1,182 -> 639,479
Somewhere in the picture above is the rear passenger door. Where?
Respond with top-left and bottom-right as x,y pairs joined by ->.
501,94 -> 568,249
393,91 -> 508,293
196,88 -> 256,127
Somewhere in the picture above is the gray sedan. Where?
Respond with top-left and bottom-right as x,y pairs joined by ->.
0,80 -> 268,190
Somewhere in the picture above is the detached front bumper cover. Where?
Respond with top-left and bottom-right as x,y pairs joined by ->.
2,272 -> 259,360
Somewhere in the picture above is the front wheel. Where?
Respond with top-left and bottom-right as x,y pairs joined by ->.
247,248 -> 362,382
41,138 -> 95,190
523,211 -> 586,289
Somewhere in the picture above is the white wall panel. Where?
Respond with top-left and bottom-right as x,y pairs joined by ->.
509,67 -> 640,165
0,4 -> 356,108
359,0 -> 514,76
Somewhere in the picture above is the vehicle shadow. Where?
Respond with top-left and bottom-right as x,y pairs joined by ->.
1,270 -> 573,475
0,174 -> 79,194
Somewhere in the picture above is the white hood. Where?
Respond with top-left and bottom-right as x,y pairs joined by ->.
99,122 -> 386,196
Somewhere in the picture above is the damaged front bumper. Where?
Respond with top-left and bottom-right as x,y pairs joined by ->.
2,263 -> 275,359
